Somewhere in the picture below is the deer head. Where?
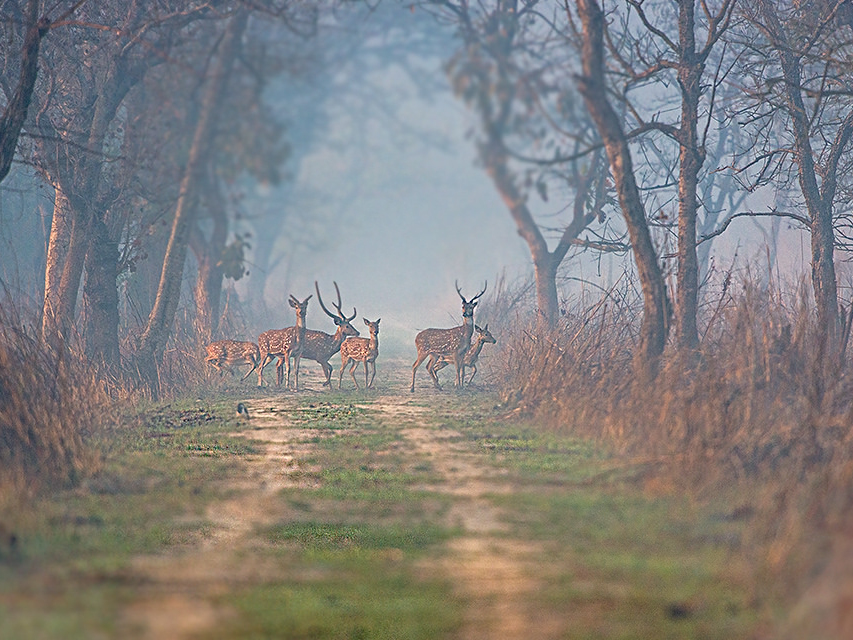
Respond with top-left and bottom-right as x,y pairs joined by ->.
288,294 -> 312,321
315,281 -> 359,338
474,323 -> 496,345
455,280 -> 488,318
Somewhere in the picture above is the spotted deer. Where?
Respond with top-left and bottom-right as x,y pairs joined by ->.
338,318 -> 380,390
410,281 -> 487,392
301,281 -> 360,387
204,340 -> 260,378
256,294 -> 311,389
428,323 -> 496,387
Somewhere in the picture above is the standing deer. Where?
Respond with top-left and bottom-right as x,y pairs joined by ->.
301,281 -> 360,387
338,318 -> 380,390
427,323 -> 496,387
204,340 -> 260,378
255,294 -> 311,389
410,281 -> 487,392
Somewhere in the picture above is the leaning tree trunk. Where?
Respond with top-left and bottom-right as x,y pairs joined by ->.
42,184 -> 72,343
135,10 -> 248,391
577,0 -> 669,379
0,0 -> 48,183
190,174 -> 228,344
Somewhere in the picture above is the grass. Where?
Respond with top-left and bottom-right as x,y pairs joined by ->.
0,382 -> 783,639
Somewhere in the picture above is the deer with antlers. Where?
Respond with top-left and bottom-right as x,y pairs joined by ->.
427,323 -> 496,388
254,294 -> 311,389
301,281 -> 360,387
410,281 -> 487,392
204,340 -> 260,378
339,318 -> 380,390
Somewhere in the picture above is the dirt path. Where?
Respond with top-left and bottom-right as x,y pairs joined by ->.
121,380 -> 556,639
123,398 -> 314,638
372,394 -> 562,640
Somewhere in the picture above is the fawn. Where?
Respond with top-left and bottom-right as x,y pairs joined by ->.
338,318 -> 380,390
301,281 -> 360,387
428,323 -> 496,387
204,340 -> 260,378
411,281 -> 486,392
256,294 -> 311,389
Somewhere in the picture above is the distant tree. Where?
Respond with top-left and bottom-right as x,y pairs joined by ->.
734,0 -> 853,343
431,0 -> 618,328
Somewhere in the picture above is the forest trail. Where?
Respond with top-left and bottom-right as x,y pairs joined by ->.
120,369 -> 556,639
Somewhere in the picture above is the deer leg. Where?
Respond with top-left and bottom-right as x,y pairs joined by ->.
410,352 -> 429,392
426,358 -> 443,391
349,360 -> 360,390
321,360 -> 333,387
293,355 -> 301,391
367,359 -> 376,389
276,357 -> 285,387
364,359 -> 370,389
257,353 -> 271,387
466,363 -> 477,386
338,356 -> 349,389
241,359 -> 259,381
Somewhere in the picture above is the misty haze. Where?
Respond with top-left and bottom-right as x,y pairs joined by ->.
2,1 -> 853,638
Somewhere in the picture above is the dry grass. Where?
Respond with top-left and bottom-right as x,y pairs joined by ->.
0,306 -> 106,507
490,274 -> 853,635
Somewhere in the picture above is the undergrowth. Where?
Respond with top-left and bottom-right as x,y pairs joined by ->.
490,276 -> 853,637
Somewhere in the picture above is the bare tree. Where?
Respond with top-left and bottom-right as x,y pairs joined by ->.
735,0 -> 853,342
576,0 -> 670,376
432,0 -> 615,327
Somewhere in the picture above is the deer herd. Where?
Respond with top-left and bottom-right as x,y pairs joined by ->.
204,281 -> 494,392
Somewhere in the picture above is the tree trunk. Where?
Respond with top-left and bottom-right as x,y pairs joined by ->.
135,10 -> 248,389
759,0 -> 839,340
83,214 -> 121,368
0,0 -> 48,183
481,137 -> 567,328
42,184 -> 72,343
674,0 -> 701,352
577,0 -> 669,378
190,177 -> 228,343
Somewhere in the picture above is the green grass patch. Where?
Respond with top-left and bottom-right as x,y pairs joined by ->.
207,571 -> 460,640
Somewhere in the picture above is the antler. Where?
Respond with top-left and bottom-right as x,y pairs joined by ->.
455,279 -> 467,304
334,281 -> 357,322
471,281 -> 488,303
315,281 -> 356,321
455,280 -> 488,304
315,281 -> 337,319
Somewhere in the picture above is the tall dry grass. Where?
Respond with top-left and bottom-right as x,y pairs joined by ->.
0,305 -> 106,507
491,273 -> 853,635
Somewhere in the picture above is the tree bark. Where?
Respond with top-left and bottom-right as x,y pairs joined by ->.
674,0 -> 702,352
0,0 -> 48,184
42,184 -> 72,343
577,0 -> 670,377
136,10 -> 248,389
190,172 -> 228,343
82,214 -> 121,368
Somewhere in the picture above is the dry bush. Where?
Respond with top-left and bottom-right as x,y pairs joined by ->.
0,307 -> 106,506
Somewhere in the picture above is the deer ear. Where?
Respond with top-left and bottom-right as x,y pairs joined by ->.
363,318 -> 369,326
